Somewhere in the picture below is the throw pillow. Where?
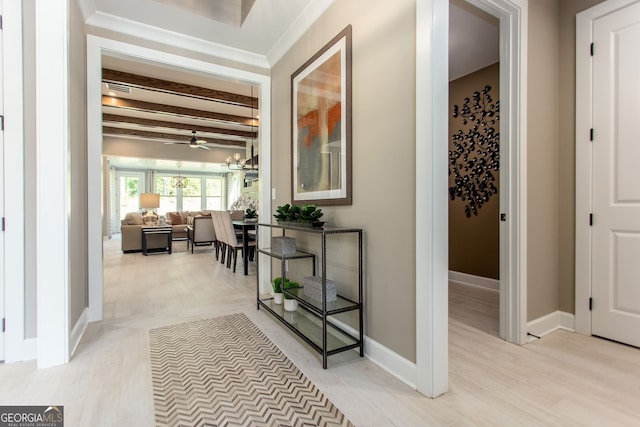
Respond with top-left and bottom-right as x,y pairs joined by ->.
168,212 -> 183,225
124,212 -> 144,225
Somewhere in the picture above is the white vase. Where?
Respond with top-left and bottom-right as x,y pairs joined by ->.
273,292 -> 283,304
284,299 -> 298,312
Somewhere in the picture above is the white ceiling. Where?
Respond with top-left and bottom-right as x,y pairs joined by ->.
449,1 -> 499,81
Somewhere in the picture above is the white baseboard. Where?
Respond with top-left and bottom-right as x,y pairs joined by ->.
329,318 -> 417,389
448,270 -> 499,292
527,310 -> 575,341
70,308 -> 88,357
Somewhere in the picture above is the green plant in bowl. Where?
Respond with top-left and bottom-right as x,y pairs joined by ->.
272,277 -> 283,293
283,280 -> 300,299
296,204 -> 323,224
244,208 -> 258,220
274,203 -> 324,226
271,277 -> 285,304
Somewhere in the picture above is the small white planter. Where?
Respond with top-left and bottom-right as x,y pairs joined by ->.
273,292 -> 283,304
283,298 -> 298,312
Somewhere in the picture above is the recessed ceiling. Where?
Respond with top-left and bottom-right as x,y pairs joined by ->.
91,0 -> 319,59
151,0 -> 256,27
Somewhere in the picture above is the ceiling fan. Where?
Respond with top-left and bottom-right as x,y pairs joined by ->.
165,130 -> 211,150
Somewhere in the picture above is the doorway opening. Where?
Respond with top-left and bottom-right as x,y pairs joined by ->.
415,0 -> 527,397
448,0 -> 500,338
86,36 -> 272,323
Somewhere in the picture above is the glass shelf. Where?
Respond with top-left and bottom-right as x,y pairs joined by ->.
258,222 -> 363,235
258,298 -> 359,355
283,287 -> 359,315
257,248 -> 315,261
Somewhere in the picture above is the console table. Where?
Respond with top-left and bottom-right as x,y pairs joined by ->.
256,222 -> 363,368
141,226 -> 173,255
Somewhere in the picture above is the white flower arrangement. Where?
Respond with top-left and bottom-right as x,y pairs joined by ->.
230,194 -> 259,212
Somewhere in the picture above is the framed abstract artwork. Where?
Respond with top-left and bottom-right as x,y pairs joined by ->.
291,25 -> 352,205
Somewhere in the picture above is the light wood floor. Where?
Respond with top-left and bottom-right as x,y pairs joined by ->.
0,237 -> 639,426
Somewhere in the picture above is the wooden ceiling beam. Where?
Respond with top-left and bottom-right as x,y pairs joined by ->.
102,126 -> 246,147
102,68 -> 258,109
102,96 -> 255,126
102,113 -> 257,139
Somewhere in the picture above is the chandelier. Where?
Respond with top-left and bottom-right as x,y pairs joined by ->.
172,162 -> 188,188
226,86 -> 258,171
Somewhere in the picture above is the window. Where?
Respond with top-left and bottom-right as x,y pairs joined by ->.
156,176 -> 177,216
206,178 -> 223,210
155,174 -> 225,213
182,178 -> 202,212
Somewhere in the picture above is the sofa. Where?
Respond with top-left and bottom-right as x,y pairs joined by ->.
120,211 -> 205,253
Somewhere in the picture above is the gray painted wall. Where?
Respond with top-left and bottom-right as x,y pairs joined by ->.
272,0 -> 418,361
69,0 -> 89,335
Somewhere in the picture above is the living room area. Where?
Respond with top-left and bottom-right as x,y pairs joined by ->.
100,53 -> 261,256
106,156 -> 258,254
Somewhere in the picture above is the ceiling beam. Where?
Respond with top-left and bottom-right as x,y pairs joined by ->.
102,113 -> 257,139
102,126 -> 246,147
102,96 -> 254,126
102,68 -> 258,108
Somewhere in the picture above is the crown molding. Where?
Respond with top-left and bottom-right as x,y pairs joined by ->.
76,0 -> 96,21
85,11 -> 270,70
266,0 -> 335,66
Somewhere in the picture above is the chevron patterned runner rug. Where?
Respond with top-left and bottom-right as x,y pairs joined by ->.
149,313 -> 354,427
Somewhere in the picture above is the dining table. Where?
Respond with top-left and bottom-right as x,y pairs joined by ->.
232,220 -> 257,275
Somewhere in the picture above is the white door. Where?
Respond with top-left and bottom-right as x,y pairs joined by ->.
591,1 -> 640,348
0,0 -> 6,361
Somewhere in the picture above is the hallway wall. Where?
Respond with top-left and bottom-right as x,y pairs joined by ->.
271,0 -> 418,361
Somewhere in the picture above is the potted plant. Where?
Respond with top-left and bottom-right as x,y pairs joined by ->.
272,277 -> 284,304
296,204 -> 324,226
283,280 -> 301,311
274,203 -> 324,227
273,203 -> 297,223
244,208 -> 258,222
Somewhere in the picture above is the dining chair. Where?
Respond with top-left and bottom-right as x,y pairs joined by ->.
211,211 -> 228,264
219,210 -> 256,273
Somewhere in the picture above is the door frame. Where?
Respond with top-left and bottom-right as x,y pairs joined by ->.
3,0 -> 28,363
0,0 -> 5,361
415,0 -> 528,397
469,0 -> 529,345
575,0 -> 640,336
86,35 -> 272,322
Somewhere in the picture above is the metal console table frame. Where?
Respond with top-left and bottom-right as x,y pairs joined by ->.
256,222 -> 363,368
